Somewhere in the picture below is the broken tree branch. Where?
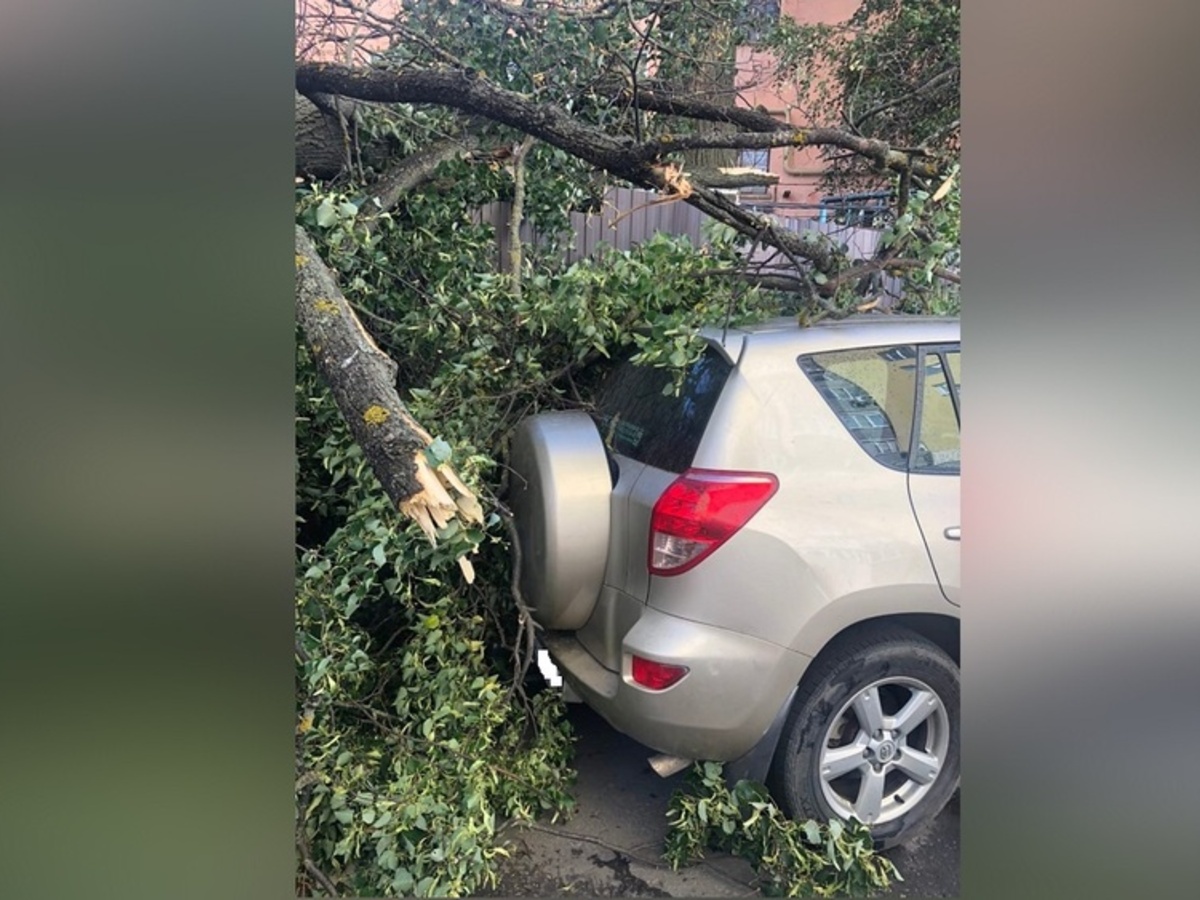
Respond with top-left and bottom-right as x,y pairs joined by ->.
295,62 -> 949,278
295,225 -> 484,578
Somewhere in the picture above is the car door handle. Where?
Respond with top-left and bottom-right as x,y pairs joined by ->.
943,526 -> 960,541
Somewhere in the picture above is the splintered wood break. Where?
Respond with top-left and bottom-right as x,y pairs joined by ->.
610,162 -> 694,229
398,448 -> 485,583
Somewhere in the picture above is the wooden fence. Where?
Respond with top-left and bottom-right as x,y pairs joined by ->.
475,186 -> 886,271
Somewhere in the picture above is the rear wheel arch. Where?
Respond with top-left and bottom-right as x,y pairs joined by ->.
769,619 -> 960,848
790,586 -> 960,664
815,613 -> 960,667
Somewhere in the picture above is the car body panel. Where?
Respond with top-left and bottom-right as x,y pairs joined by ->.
531,315 -> 960,763
547,605 -> 811,761
908,472 -> 961,606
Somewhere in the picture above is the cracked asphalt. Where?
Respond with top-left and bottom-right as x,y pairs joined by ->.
481,704 -> 959,897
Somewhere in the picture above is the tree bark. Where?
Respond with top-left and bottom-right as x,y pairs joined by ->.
296,92 -> 380,178
689,166 -> 779,189
295,226 -> 483,576
361,136 -> 477,222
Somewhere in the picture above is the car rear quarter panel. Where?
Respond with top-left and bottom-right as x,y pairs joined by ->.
646,335 -> 953,655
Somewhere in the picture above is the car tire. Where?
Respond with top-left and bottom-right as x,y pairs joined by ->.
508,411 -> 612,630
769,625 -> 960,849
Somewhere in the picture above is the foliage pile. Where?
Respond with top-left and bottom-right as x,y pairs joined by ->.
665,763 -> 900,897
295,153 -> 776,895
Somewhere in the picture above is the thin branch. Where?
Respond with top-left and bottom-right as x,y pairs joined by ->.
829,258 -> 961,288
643,129 -> 942,177
496,504 -> 542,701
296,798 -> 339,897
850,65 -> 960,132
507,136 -> 537,297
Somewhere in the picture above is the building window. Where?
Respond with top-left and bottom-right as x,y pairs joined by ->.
740,0 -> 780,44
738,148 -> 770,196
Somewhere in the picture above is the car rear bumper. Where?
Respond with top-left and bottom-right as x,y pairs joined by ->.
543,607 -> 810,761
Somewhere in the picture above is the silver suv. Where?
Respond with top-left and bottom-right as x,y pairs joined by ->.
509,315 -> 960,847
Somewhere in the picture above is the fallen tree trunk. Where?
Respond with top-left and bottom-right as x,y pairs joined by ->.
295,92 -> 388,178
295,225 -> 483,578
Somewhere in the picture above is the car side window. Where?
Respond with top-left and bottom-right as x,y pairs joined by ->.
911,348 -> 960,474
799,345 -> 918,470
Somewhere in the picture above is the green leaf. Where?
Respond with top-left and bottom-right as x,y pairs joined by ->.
372,543 -> 387,567
425,437 -> 452,466
315,199 -> 337,228
392,867 -> 414,892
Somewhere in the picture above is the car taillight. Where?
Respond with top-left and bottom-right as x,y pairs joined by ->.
631,654 -> 689,690
648,468 -> 779,576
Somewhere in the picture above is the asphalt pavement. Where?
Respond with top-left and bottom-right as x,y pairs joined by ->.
482,704 -> 959,897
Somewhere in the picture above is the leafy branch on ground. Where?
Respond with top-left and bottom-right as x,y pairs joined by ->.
664,762 -> 900,897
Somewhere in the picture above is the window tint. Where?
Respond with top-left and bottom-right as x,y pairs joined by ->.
594,347 -> 732,473
912,349 -> 960,474
799,345 -> 919,470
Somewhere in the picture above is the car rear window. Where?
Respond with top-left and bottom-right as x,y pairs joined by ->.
593,346 -> 732,473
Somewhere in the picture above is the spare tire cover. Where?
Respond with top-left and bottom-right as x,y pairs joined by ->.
509,411 -> 612,630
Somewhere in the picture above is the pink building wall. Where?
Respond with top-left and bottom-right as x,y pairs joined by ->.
296,0 -> 402,63
735,0 -> 860,213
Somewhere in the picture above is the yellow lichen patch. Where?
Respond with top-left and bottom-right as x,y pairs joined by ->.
295,254 -> 308,269
313,298 -> 339,315
362,404 -> 391,426
792,130 -> 808,145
